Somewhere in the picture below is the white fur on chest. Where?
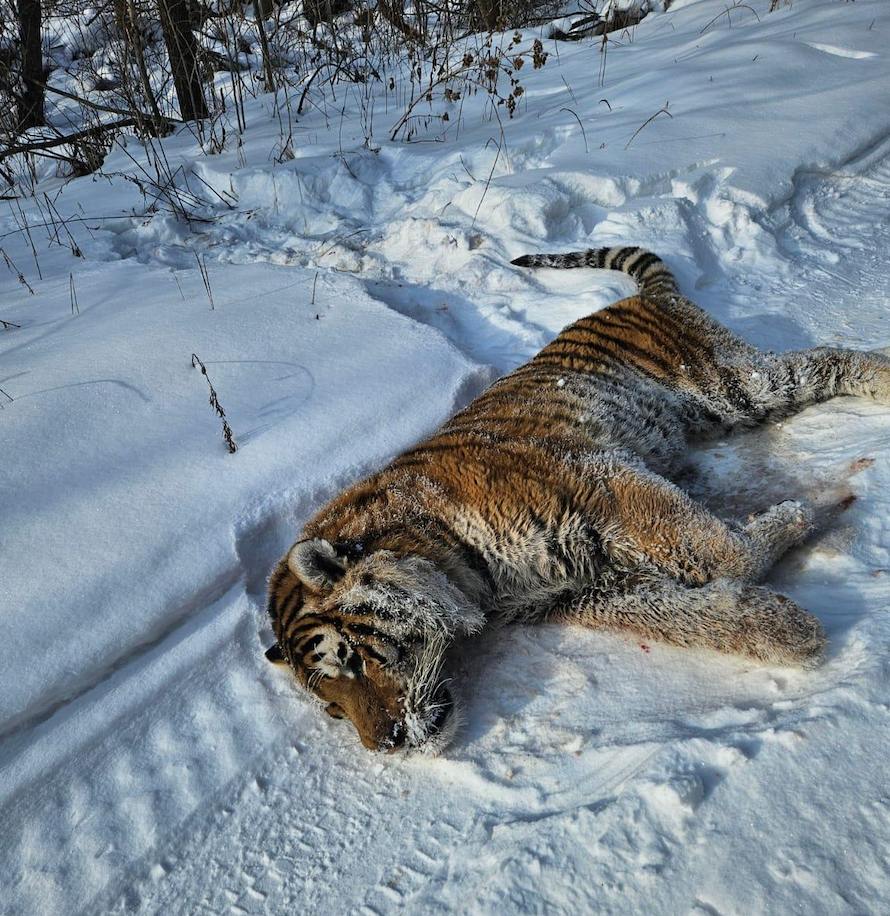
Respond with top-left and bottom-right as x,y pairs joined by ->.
448,504 -> 598,622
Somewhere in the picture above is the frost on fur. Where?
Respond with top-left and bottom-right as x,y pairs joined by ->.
561,576 -> 827,668
339,553 -> 486,639
401,632 -> 461,755
266,244 -> 889,754
287,538 -> 346,589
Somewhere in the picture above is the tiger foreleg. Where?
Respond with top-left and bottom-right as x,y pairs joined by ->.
555,576 -> 826,667
741,499 -> 814,576
599,463 -> 814,585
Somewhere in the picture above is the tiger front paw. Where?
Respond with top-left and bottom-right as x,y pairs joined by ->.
740,588 -> 827,668
751,499 -> 815,543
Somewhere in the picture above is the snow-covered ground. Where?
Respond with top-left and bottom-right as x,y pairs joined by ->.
2,1 -> 890,912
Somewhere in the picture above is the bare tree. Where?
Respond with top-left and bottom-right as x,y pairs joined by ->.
157,0 -> 208,121
15,0 -> 45,130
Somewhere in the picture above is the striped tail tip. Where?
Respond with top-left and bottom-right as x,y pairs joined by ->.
511,254 -> 536,267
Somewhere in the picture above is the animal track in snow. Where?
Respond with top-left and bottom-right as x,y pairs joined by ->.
770,131 -> 890,304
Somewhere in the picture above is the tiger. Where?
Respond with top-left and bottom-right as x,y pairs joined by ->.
265,245 -> 890,755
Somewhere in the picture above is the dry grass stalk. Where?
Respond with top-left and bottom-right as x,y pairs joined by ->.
195,251 -> 215,308
191,352 -> 238,453
69,273 -> 80,315
1,246 -> 35,294
625,101 -> 672,150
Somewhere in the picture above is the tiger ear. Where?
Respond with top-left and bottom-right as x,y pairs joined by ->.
287,538 -> 346,590
265,643 -> 287,666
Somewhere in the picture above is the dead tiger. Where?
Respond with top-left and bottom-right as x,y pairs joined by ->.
265,246 -> 890,754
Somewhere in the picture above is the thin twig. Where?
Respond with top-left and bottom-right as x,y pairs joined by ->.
316,227 -> 370,259
33,73 -> 179,125
560,107 -> 589,154
69,273 -> 80,316
191,353 -> 237,453
625,103 -> 672,150
700,3 -> 760,35
0,119 -> 139,162
194,252 -> 214,309
471,133 -> 503,229
1,247 -> 35,294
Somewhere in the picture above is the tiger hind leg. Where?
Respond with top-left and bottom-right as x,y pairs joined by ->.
766,346 -> 890,411
702,346 -> 890,431
556,575 -> 826,667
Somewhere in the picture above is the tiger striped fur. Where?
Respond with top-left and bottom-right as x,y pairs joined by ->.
511,246 -> 680,300
266,245 -> 890,754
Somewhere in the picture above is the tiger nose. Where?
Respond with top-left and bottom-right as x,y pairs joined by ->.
355,720 -> 404,752
384,721 -> 407,754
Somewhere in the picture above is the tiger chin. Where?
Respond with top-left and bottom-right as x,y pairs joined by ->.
265,245 -> 890,754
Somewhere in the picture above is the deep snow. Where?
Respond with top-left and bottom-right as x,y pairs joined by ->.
2,1 -> 890,913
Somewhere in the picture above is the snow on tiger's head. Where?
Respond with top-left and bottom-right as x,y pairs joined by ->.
265,538 -> 484,754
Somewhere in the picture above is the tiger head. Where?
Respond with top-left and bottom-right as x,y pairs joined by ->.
266,537 -> 485,754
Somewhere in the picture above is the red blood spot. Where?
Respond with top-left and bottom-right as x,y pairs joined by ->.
849,457 -> 875,475
640,644 -> 651,654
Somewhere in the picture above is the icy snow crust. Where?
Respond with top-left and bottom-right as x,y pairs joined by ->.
2,1 -> 890,912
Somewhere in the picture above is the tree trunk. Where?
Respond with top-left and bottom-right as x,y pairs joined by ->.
113,0 -> 166,133
376,0 -> 421,41
474,0 -> 501,32
16,0 -> 45,130
252,0 -> 276,91
157,0 -> 208,121
304,0 -> 352,29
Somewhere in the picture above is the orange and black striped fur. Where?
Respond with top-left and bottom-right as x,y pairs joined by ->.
266,246 -> 890,754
